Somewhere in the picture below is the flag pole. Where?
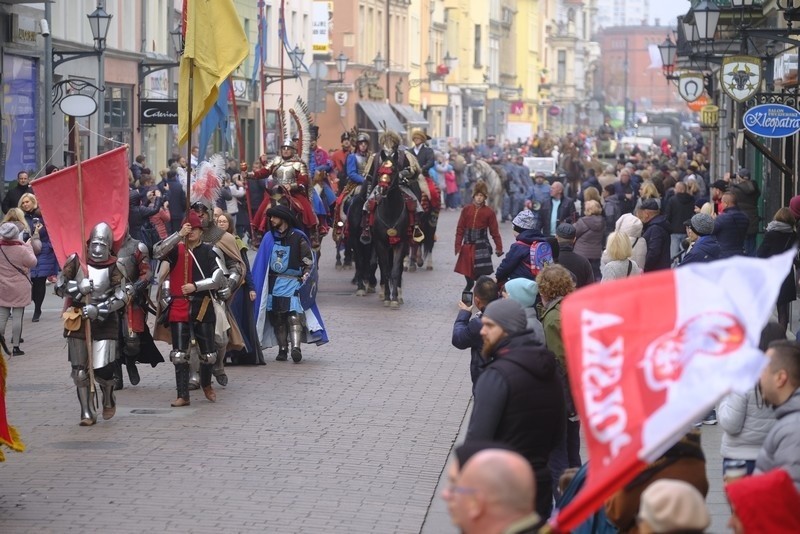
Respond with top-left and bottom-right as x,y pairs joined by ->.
228,79 -> 256,240
258,0 -> 267,154
279,0 -> 285,117
184,58 -> 194,285
74,123 -> 96,397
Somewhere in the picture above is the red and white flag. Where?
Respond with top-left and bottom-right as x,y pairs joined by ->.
31,146 -> 130,268
550,250 -> 796,532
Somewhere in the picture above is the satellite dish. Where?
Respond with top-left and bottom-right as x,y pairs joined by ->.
59,94 -> 98,117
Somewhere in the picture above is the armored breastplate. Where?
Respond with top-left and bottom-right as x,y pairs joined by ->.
87,265 -> 113,302
273,161 -> 299,186
116,241 -> 139,282
355,153 -> 369,175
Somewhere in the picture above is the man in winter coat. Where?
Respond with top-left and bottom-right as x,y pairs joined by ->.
466,298 -> 565,521
637,199 -> 671,271
541,181 -> 577,237
602,184 -> 622,233
554,223 -> 594,287
679,213 -> 721,265
729,167 -> 760,256
664,182 -> 697,260
452,276 -> 500,391
756,340 -> 800,491
158,168 -> 187,233
1,171 -> 32,214
713,192 -> 749,258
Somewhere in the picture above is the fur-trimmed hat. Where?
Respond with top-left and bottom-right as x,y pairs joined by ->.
379,130 -> 402,149
410,128 -> 431,143
472,180 -> 489,198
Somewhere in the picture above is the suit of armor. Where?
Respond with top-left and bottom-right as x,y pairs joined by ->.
116,234 -> 160,387
154,230 -> 226,405
55,223 -> 132,426
250,150 -> 318,234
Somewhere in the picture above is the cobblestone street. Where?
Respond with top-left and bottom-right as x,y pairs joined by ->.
2,210 -> 731,533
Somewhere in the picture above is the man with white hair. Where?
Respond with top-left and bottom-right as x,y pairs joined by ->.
444,449 -> 541,534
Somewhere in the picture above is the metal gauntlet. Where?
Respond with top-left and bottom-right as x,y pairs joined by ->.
153,232 -> 183,260
159,280 -> 172,310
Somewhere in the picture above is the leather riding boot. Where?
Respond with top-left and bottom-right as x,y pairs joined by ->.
200,364 -> 216,402
126,361 -> 140,386
76,386 -> 97,426
113,359 -> 124,390
96,377 -> 117,420
171,363 -> 191,407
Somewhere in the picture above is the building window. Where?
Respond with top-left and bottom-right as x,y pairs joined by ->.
557,50 -> 566,85
104,85 -> 133,153
474,24 -> 481,67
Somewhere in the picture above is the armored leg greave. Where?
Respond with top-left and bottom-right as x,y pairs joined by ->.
76,386 -> 97,426
288,313 -> 303,350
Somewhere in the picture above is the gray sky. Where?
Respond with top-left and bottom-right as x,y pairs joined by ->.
650,1 -> 691,27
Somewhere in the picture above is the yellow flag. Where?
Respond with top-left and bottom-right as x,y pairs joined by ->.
178,0 -> 249,146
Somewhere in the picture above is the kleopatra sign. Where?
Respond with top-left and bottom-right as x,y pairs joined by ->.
743,104 -> 800,138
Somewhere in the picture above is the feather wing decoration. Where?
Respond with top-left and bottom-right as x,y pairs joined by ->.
291,97 -> 311,164
190,153 -> 225,208
278,100 -> 290,145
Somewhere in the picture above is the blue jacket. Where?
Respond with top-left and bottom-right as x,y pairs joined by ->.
713,206 -> 750,258
642,214 -> 672,271
24,210 -> 59,277
495,229 -> 554,283
452,309 -> 486,389
680,235 -> 721,265
345,153 -> 366,184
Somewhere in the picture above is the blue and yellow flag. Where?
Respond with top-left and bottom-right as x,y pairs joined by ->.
178,0 -> 248,146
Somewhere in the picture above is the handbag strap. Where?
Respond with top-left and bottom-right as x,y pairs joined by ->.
0,244 -> 32,285
626,259 -> 633,276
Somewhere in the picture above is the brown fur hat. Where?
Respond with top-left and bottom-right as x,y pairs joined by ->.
473,180 -> 489,198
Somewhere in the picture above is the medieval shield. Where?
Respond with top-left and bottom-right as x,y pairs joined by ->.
720,56 -> 763,103
678,72 -> 705,103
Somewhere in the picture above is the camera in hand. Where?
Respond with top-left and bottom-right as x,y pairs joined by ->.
461,291 -> 473,306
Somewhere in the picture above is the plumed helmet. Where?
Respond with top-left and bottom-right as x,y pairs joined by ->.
341,131 -> 352,142
356,132 -> 370,144
88,222 -> 114,262
190,154 -> 224,213
472,180 -> 489,198
281,137 -> 295,149
379,130 -> 401,150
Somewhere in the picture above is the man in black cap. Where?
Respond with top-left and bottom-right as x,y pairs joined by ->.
637,198 -> 672,271
331,131 -> 352,184
466,297 -> 565,521
554,223 -> 594,287
251,205 -> 328,363
730,167 -> 760,256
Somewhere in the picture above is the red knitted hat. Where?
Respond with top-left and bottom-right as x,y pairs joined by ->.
725,469 -> 800,533
789,195 -> 800,219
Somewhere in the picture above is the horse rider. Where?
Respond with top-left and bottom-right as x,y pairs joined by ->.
360,130 -> 424,245
55,222 -> 132,426
330,131 -> 353,192
308,126 -> 336,236
247,138 -> 320,246
408,128 -> 442,226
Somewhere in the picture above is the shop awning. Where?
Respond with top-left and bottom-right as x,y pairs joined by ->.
391,104 -> 429,129
356,101 -> 406,135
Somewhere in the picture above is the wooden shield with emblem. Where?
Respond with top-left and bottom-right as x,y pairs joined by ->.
720,56 -> 762,103
678,72 -> 705,103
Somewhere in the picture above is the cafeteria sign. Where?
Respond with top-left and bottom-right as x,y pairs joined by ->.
743,104 -> 800,138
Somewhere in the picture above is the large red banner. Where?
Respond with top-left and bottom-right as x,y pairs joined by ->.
31,146 -> 130,268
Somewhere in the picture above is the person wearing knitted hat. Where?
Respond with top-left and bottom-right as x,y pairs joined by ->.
454,180 -> 503,291
637,479 -> 710,534
503,278 -> 545,344
756,207 -> 798,332
680,213 -> 720,265
495,208 -> 556,285
726,468 -> 800,533
467,297 -> 565,520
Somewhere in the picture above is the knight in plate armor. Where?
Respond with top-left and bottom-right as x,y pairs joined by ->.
182,156 -> 246,388
54,222 -> 132,426
114,231 -> 164,389
248,138 -> 319,239
360,130 -> 424,244
153,211 -> 226,406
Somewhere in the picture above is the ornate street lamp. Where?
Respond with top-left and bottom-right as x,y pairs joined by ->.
424,56 -> 436,78
87,4 -> 112,52
444,51 -> 456,72
693,0 -> 721,41
335,52 -> 349,81
373,52 -> 386,74
288,45 -> 304,72
170,24 -> 183,55
658,35 -> 677,72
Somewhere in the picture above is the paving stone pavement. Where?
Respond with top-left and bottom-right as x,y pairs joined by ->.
0,210 -> 743,533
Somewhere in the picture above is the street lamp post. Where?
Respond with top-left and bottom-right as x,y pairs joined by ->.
87,2 -> 113,154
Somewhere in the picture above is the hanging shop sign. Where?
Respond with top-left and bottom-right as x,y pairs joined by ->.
140,100 -> 179,125
720,56 -> 762,103
678,72 -> 705,103
743,103 -> 800,138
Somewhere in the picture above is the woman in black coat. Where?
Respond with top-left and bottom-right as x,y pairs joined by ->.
757,207 -> 798,332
